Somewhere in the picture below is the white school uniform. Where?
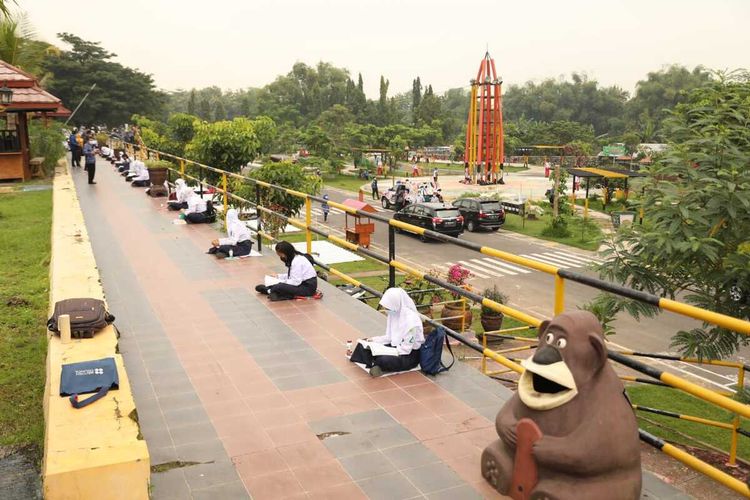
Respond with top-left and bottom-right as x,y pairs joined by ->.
219,209 -> 251,245
278,255 -> 316,286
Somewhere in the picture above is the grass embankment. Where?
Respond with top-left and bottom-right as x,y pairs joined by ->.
627,384 -> 750,461
501,213 -> 604,252
574,197 -> 635,214
0,189 -> 52,452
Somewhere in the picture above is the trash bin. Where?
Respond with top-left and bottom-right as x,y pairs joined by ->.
611,211 -> 636,229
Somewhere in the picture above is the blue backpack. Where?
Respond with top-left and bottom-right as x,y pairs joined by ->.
420,326 -> 455,375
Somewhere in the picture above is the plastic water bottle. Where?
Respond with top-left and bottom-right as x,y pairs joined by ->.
229,249 -> 233,259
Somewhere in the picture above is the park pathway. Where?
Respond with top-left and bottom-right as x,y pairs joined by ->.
69,158 -> 688,499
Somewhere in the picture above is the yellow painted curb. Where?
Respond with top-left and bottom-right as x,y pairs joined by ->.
42,163 -> 149,499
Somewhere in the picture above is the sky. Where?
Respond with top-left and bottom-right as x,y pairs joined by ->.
23,0 -> 750,98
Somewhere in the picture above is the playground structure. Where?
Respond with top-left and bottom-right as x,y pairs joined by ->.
465,51 -> 504,184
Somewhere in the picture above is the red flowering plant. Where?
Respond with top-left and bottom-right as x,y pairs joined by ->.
446,264 -> 472,298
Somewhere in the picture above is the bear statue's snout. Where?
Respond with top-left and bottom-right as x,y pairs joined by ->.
532,345 -> 562,365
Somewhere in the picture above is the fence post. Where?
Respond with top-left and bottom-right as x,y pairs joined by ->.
388,225 -> 396,289
554,275 -> 565,315
584,198 -> 589,220
255,183 -> 262,254
199,167 -> 204,197
222,173 -> 228,215
728,366 -> 744,467
180,159 -> 185,177
155,152 -> 160,161
305,197 -> 312,254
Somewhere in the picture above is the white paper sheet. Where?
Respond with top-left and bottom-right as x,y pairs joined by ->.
264,275 -> 281,287
358,340 -> 399,357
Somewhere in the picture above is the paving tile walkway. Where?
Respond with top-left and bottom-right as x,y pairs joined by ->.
70,158 -> 689,499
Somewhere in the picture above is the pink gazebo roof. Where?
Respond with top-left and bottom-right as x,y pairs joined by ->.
0,60 -> 62,111
342,199 -> 376,213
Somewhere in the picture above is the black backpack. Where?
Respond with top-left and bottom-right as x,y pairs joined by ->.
48,298 -> 115,339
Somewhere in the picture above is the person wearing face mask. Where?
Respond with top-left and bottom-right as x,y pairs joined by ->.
208,208 -> 252,259
167,179 -> 191,210
349,287 -> 424,377
82,139 -> 98,184
254,240 -> 317,301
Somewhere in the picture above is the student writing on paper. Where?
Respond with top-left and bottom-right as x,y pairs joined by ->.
167,179 -> 190,211
182,191 -> 215,224
130,161 -> 150,187
349,287 -> 424,377
208,208 -> 252,259
254,241 -> 317,301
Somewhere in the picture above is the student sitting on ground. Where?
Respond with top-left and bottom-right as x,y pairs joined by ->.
349,287 -> 424,377
116,153 -> 130,172
167,179 -> 191,211
207,208 -> 252,259
131,161 -> 150,187
182,191 -> 215,224
124,159 -> 142,180
254,241 -> 317,301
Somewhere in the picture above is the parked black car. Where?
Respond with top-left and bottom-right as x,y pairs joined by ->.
452,198 -> 505,232
393,203 -> 464,241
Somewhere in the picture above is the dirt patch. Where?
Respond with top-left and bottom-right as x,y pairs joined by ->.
0,446 -> 42,500
151,461 -> 203,473
5,296 -> 31,307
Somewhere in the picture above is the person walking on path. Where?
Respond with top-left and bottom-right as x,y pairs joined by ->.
432,167 -> 439,189
322,194 -> 330,222
68,128 -> 80,167
371,177 -> 379,200
83,139 -> 98,184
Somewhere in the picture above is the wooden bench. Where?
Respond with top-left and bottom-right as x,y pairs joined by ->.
30,156 -> 46,178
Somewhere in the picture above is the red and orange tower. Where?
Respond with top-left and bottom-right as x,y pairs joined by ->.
465,51 -> 504,183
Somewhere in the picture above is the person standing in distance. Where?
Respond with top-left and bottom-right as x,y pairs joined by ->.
83,139 -> 98,184
371,177 -> 379,200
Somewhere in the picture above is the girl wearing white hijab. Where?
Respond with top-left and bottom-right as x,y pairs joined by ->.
130,161 -> 150,187
208,208 -> 252,258
349,287 -> 425,377
167,179 -> 191,211
183,191 -> 215,224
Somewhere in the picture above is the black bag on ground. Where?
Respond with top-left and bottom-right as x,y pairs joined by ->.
47,298 -> 115,339
60,357 -> 119,409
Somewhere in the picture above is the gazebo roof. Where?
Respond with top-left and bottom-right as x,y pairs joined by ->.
342,199 -> 376,213
0,60 -> 62,112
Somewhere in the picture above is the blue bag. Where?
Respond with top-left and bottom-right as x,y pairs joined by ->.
60,357 -> 119,409
420,326 -> 455,375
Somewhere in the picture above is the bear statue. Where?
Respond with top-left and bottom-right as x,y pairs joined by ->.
481,311 -> 641,500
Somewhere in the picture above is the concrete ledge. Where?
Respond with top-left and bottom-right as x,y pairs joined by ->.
42,163 -> 149,499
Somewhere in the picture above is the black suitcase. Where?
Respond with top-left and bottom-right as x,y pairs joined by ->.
47,298 -> 115,339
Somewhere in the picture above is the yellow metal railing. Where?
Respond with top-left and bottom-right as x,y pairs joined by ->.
111,137 -> 750,497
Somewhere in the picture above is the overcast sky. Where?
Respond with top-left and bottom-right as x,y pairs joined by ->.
24,0 -> 750,98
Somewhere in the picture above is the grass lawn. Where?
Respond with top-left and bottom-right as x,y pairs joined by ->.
627,384 -> 750,461
501,212 -> 604,252
0,190 -> 52,452
574,198 -> 636,214
322,174 -> 369,193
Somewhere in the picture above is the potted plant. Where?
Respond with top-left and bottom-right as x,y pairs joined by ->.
145,159 -> 172,197
440,264 -> 473,331
479,285 -> 509,340
401,277 -> 443,335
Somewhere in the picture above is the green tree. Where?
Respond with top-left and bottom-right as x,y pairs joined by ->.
412,76 -> 422,123
187,89 -> 197,116
626,65 -> 713,141
167,113 -> 199,143
186,117 -> 259,180
378,75 -> 390,126
42,33 -> 164,125
214,100 -> 227,121
234,161 -> 321,236
198,97 -> 211,121
0,11 -> 57,79
595,71 -> 750,359
252,115 -> 277,155
415,84 -> 442,127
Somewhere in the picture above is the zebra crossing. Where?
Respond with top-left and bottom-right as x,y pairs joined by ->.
309,204 -> 388,218
444,250 -> 602,280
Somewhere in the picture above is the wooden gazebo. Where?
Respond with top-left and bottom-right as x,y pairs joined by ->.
0,60 -> 65,181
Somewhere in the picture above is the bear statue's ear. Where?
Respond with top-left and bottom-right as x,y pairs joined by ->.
537,320 -> 550,340
589,332 -> 607,371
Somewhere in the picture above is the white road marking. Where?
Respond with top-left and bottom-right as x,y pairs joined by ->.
456,261 -> 492,279
521,254 -> 571,268
554,250 -> 603,263
469,258 -> 515,276
479,258 -> 533,274
538,252 -> 593,267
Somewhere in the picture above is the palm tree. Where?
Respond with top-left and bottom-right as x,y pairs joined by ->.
0,1 -> 17,18
0,10 -> 58,80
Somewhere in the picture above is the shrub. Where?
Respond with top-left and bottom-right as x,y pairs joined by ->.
28,122 -> 66,173
481,285 -> 508,315
542,216 -> 571,238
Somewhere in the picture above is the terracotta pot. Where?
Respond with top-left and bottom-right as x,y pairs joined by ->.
147,167 -> 168,197
481,313 -> 504,333
441,302 -> 473,332
416,305 -> 434,335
